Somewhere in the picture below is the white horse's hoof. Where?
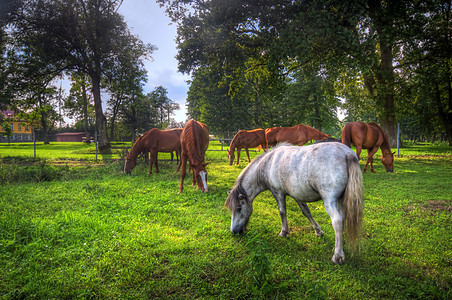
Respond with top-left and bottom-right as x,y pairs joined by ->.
332,254 -> 345,265
279,230 -> 289,237
315,229 -> 324,237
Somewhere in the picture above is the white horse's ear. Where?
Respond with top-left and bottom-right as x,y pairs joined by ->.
227,190 -> 231,195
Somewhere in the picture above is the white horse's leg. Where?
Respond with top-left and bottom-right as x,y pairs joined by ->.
296,202 -> 324,237
323,198 -> 345,265
271,190 -> 289,237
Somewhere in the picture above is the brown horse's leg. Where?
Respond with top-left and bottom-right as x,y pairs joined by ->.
245,148 -> 251,163
148,152 -> 153,174
192,167 -> 196,186
355,145 -> 362,161
236,148 -> 241,165
176,150 -> 181,172
179,155 -> 187,193
154,151 -> 159,173
364,147 -> 379,173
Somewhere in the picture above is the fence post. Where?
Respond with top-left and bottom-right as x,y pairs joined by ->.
95,130 -> 98,161
33,129 -> 36,160
397,123 -> 400,157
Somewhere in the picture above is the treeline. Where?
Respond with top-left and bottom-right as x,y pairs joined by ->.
159,0 -> 451,146
1,1 -> 451,147
0,0 -> 180,149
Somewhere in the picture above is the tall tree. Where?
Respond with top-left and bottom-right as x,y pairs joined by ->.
64,73 -> 94,143
149,86 -> 179,128
120,91 -> 158,143
402,1 -> 452,145
159,0 -> 444,146
14,0 -> 153,152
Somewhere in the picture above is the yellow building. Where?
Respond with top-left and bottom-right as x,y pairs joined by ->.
0,110 -> 33,142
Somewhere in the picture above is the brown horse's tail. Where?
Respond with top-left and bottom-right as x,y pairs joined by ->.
344,153 -> 364,252
341,124 -> 352,147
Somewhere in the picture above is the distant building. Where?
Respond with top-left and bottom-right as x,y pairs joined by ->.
0,110 -> 33,143
55,132 -> 86,142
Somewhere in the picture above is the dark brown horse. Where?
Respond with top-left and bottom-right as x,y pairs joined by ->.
265,124 -> 329,149
341,121 -> 394,173
124,128 -> 182,174
178,119 -> 210,193
227,129 -> 266,166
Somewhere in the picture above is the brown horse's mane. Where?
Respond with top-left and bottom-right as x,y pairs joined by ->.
128,129 -> 155,158
184,121 -> 205,165
229,130 -> 242,150
225,149 -> 270,211
369,122 -> 392,152
226,142 -> 293,211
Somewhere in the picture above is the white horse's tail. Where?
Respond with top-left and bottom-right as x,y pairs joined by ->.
344,153 -> 364,251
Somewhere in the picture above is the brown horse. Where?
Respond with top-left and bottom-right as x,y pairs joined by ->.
124,128 -> 182,174
178,119 -> 210,193
265,124 -> 329,149
341,121 -> 394,173
227,129 -> 266,166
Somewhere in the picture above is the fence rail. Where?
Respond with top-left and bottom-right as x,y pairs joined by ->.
112,139 -> 259,153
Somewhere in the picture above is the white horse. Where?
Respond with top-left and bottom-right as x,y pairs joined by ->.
225,142 -> 364,265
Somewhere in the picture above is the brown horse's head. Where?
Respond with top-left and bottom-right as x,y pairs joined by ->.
227,148 -> 234,166
304,125 -> 329,141
124,152 -> 137,174
382,151 -> 395,172
192,162 -> 209,192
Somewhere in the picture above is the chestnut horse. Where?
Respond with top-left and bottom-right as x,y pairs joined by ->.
265,124 -> 329,148
227,129 -> 266,166
124,128 -> 182,175
341,121 -> 394,173
178,119 -> 210,193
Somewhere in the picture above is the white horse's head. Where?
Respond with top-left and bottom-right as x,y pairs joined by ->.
225,185 -> 253,234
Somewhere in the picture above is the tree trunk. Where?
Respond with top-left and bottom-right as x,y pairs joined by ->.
109,91 -> 123,140
435,82 -> 452,146
367,0 -> 398,148
91,71 -> 111,153
82,81 -> 90,144
377,40 -> 397,148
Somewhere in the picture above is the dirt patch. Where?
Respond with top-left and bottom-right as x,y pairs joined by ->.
404,200 -> 451,216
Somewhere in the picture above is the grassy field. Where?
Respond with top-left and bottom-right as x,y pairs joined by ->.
0,142 -> 451,299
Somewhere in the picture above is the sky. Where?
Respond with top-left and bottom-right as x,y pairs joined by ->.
118,1 -> 190,123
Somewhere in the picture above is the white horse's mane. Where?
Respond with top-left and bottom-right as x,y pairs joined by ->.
233,142 -> 294,188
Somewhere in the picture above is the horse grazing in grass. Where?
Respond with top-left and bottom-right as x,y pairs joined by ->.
225,142 -> 364,265
227,129 -> 266,166
265,124 -> 329,149
124,128 -> 182,175
178,119 -> 209,193
341,122 -> 394,173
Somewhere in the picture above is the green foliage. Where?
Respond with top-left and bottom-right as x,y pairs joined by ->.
160,0 -> 452,145
0,143 -> 450,298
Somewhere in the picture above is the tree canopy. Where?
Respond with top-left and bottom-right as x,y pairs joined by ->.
159,0 -> 451,145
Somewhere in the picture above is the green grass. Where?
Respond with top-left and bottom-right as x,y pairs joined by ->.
0,142 -> 451,298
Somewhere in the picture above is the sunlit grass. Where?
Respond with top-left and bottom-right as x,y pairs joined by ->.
0,142 -> 450,298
